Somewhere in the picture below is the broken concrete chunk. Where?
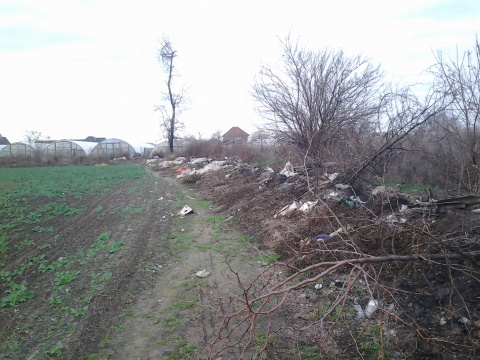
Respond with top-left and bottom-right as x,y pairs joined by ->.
177,205 -> 195,216
194,269 -> 210,278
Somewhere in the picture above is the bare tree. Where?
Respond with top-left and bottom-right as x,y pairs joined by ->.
347,83 -> 451,183
23,130 -> 50,144
156,37 -> 187,153
430,37 -> 480,193
253,37 -> 453,184
209,130 -> 223,142
253,37 -> 384,162
249,129 -> 271,150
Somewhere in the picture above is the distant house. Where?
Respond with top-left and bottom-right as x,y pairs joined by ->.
222,127 -> 249,144
0,134 -> 10,145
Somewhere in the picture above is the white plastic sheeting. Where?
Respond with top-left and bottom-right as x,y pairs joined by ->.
131,142 -> 155,157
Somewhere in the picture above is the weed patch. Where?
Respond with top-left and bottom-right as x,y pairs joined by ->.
1,281 -> 35,307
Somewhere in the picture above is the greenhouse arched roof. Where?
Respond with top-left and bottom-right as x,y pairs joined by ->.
130,142 -> 155,157
0,142 -> 37,158
44,140 -> 97,157
91,138 -> 136,158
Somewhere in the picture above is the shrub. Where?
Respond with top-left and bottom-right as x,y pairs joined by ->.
182,140 -> 225,158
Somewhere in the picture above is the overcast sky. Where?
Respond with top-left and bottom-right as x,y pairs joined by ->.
0,0 -> 478,144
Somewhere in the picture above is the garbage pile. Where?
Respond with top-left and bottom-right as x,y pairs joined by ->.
147,155 -> 480,357
146,156 -> 247,182
148,156 -> 480,218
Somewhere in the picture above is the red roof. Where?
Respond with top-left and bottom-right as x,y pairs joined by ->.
223,127 -> 249,138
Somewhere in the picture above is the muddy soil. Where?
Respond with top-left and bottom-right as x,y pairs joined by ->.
3,161 -> 480,360
188,164 -> 480,359
0,168 -> 262,360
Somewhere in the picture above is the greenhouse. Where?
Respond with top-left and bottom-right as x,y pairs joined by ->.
131,142 -> 156,157
151,138 -> 190,156
0,142 -> 38,158
91,138 -> 136,159
43,140 -> 97,158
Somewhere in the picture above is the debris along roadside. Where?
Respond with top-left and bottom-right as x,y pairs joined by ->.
149,156 -> 480,358
148,155 -> 480,215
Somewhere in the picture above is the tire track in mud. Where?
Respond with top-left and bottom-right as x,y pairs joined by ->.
67,178 -> 179,357
99,186 -> 258,359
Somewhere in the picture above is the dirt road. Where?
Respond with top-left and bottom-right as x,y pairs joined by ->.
94,173 -> 259,359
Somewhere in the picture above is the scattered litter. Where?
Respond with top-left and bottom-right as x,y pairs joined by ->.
327,173 -> 339,182
194,269 -> 210,278
328,191 -> 339,197
439,317 -> 447,326
353,304 -> 365,319
314,283 -> 323,290
349,196 -> 365,205
386,214 -> 407,224
459,317 -> 472,326
274,201 -> 300,218
191,157 -> 209,165
340,197 -> 354,207
280,162 -> 296,177
173,157 -> 186,164
331,280 -> 344,288
176,168 -> 197,180
177,205 -> 195,216
279,180 -> 299,190
175,164 -> 191,174
312,234 -> 332,242
275,200 -> 318,218
365,299 -> 378,318
197,161 -> 227,174
158,197 -> 163,201
298,200 -> 318,213
329,227 -> 345,237
335,183 -> 350,190
147,157 -> 186,168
